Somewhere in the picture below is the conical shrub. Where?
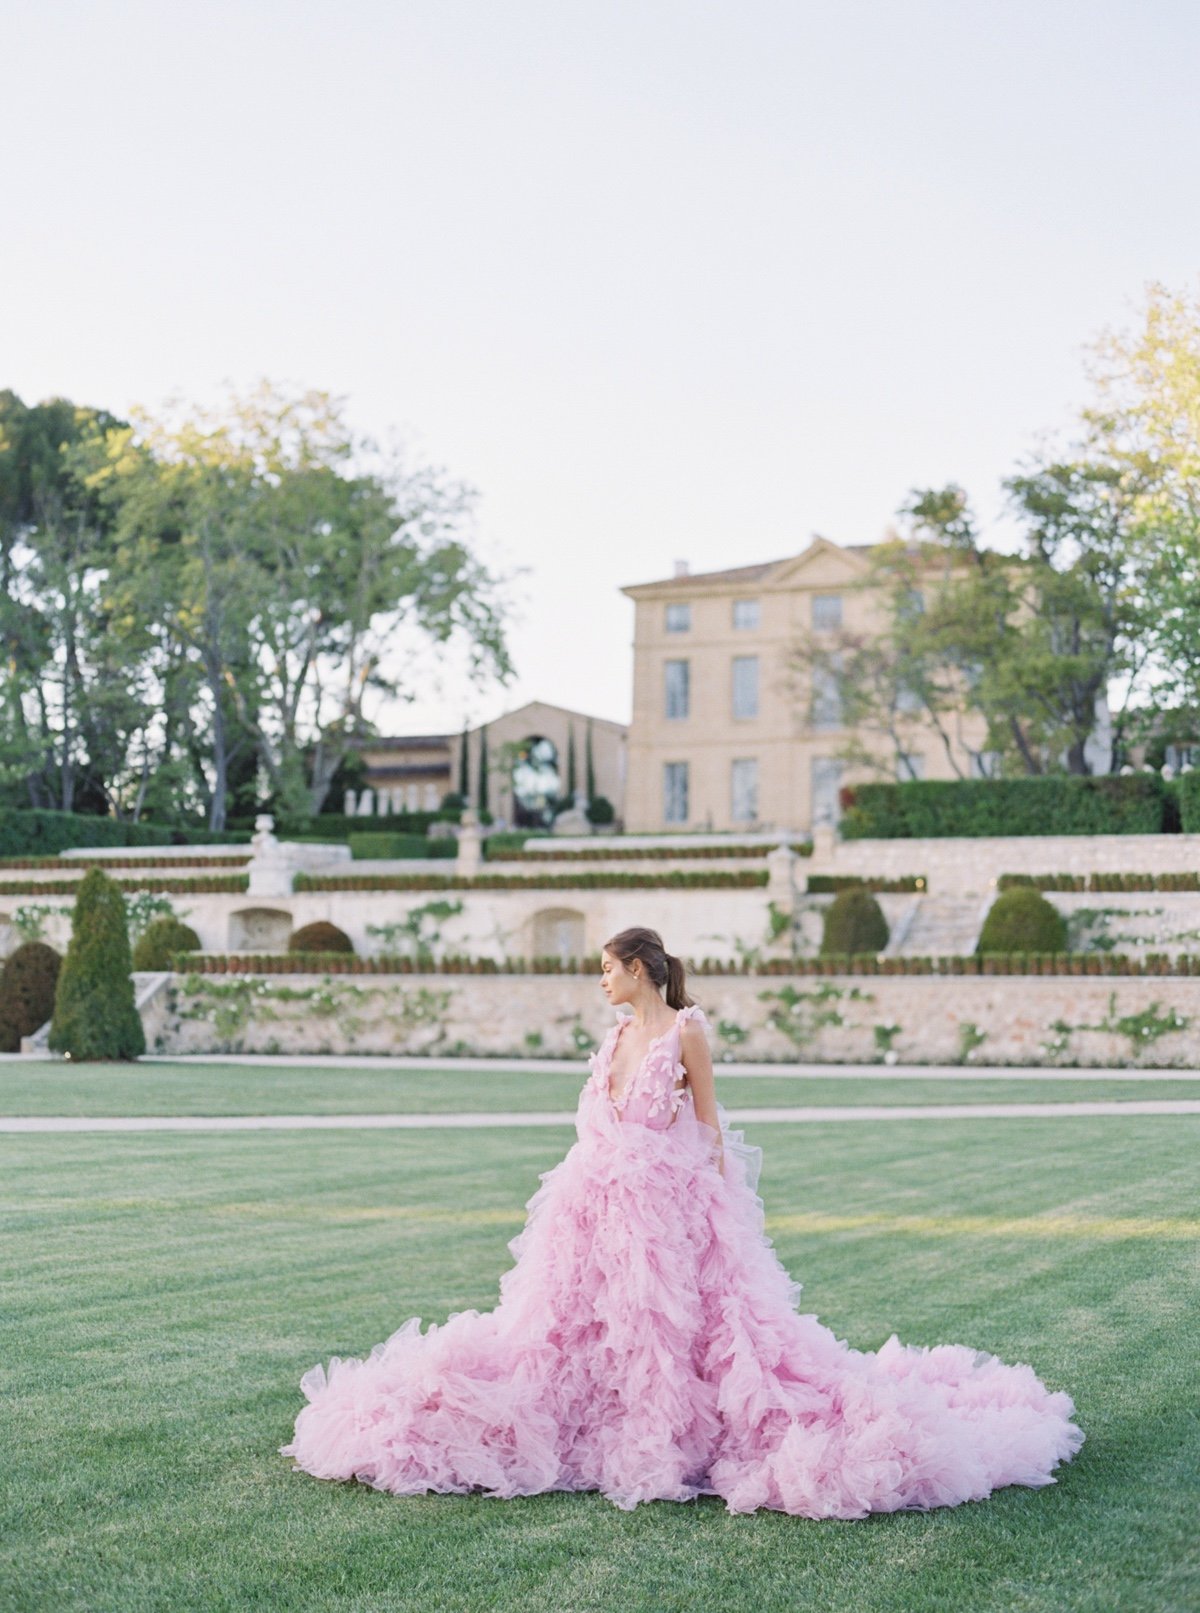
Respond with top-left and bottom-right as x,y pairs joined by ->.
977,888 -> 1066,955
0,941 -> 62,1052
820,888 -> 890,956
49,868 -> 146,1059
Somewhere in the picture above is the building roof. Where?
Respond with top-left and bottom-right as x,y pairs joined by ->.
621,537 -> 877,598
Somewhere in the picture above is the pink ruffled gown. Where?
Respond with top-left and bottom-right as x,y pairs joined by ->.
280,1005 -> 1084,1517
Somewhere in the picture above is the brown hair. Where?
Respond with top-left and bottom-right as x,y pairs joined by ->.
602,926 -> 693,1010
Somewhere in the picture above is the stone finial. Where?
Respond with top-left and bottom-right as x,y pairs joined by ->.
766,844 -> 798,913
456,810 -> 482,877
248,813 -> 296,897
811,823 -> 837,864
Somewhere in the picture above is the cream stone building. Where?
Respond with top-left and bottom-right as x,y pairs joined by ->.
621,538 -> 991,834
355,702 -> 628,828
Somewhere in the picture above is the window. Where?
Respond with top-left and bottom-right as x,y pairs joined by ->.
812,594 -> 842,631
811,659 -> 842,730
895,679 -> 923,715
664,659 -> 690,720
665,602 -> 691,633
731,758 -> 759,823
732,598 -> 760,631
811,757 -> 843,827
664,762 -> 689,824
732,655 -> 759,719
897,752 -> 925,781
897,588 -> 925,623
970,751 -> 1001,779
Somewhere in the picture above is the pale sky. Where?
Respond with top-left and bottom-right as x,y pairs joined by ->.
3,0 -> 1198,735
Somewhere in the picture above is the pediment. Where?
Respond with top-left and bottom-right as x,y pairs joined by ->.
768,538 -> 872,589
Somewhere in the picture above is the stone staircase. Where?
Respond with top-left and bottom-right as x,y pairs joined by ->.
892,895 -> 988,957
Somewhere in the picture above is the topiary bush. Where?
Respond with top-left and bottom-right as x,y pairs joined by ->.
0,941 -> 62,1052
131,915 -> 202,971
820,888 -> 890,956
49,868 -> 145,1059
288,920 -> 355,955
977,888 -> 1067,955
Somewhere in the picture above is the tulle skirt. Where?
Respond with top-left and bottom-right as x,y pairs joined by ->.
280,1097 -> 1084,1517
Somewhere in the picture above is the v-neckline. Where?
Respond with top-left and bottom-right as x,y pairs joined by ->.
606,1011 -> 680,1108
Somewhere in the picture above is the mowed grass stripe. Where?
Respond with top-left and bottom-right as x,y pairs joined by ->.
2,1120 -> 1197,1611
3,1060 -> 1200,1118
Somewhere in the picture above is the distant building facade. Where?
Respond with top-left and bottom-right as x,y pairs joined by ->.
354,702 -> 627,827
621,539 -> 991,834
452,702 -> 627,829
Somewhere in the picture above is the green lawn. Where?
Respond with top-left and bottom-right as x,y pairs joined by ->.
2,1106 -> 1197,1612
1,1059 -> 1197,1116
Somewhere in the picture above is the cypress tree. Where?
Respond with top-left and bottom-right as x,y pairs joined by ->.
458,723 -> 470,799
49,867 -> 146,1060
585,718 -> 597,804
478,724 -> 490,814
565,724 -> 577,802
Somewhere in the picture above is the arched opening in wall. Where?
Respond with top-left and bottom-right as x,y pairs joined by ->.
530,907 -> 586,964
511,736 -> 560,828
228,908 -> 293,953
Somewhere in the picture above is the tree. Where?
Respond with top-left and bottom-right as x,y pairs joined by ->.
458,723 -> 470,799
478,723 -> 490,814
0,392 -> 138,812
49,868 -> 145,1059
1086,281 -> 1200,719
794,472 -> 1147,781
94,385 -> 514,827
564,723 -> 577,804
585,718 -> 597,804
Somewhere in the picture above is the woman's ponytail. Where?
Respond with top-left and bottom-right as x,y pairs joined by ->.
603,928 -> 695,1010
664,952 -> 693,1011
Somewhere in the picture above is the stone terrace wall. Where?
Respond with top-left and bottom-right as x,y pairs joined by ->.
144,970 -> 1200,1068
810,832 -> 1200,896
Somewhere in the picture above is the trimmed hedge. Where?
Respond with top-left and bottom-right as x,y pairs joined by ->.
840,775 -> 1172,839
239,811 -> 450,840
807,875 -> 925,894
486,841 -> 812,862
172,950 -> 1200,977
347,833 -> 456,860
1177,771 -> 1200,833
132,916 -> 202,971
49,868 -> 145,1059
998,871 -> 1200,893
978,889 -> 1067,955
289,921 -> 354,955
820,889 -> 890,956
294,870 -> 770,892
0,809 -> 247,858
0,854 -> 250,871
0,875 -> 249,896
0,941 -> 62,1051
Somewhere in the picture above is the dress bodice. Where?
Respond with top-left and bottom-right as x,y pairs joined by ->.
585,1005 -> 708,1131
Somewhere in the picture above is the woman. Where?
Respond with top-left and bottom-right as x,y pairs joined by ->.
280,926 -> 1084,1517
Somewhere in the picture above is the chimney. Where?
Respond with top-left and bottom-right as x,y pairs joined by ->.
673,560 -> 690,578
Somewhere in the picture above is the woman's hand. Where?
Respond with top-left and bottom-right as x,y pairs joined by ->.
680,1019 -> 724,1178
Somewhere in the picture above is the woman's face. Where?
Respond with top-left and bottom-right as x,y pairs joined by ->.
600,948 -> 640,1007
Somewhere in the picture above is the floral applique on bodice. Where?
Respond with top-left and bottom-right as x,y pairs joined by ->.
585,1005 -> 708,1130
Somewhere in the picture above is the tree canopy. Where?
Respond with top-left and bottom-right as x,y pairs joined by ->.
0,384 -> 513,829
793,281 -> 1199,778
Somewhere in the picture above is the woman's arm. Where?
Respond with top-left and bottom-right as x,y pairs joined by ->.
680,1020 -> 724,1178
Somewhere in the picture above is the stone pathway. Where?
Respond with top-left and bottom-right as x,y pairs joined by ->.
4,1099 -> 1200,1133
